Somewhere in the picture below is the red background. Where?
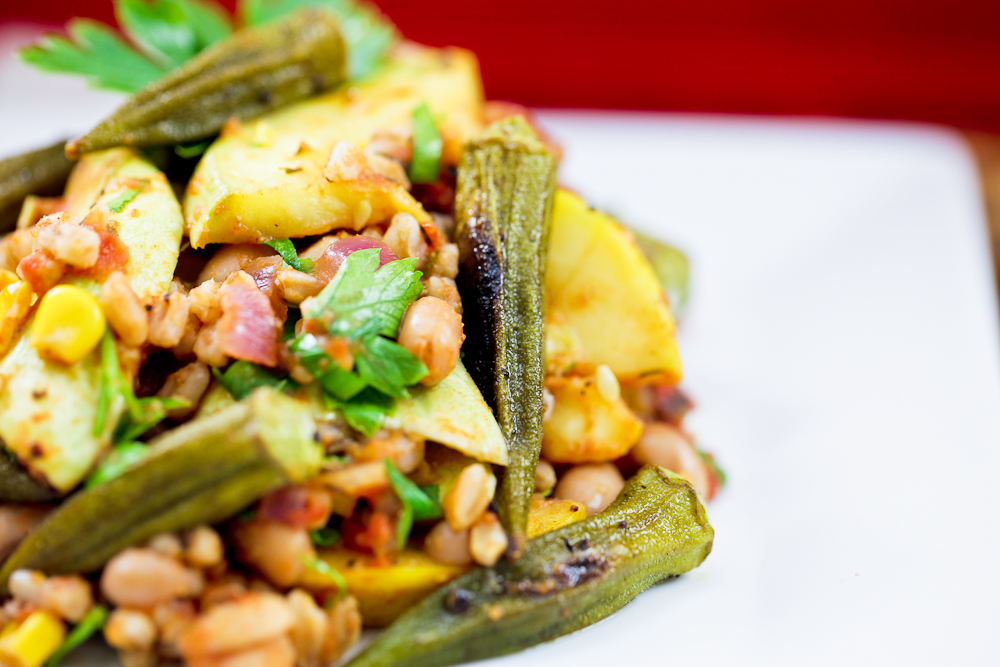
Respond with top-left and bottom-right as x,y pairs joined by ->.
4,0 -> 1000,131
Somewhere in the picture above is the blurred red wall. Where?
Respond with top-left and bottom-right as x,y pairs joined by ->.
4,0 -> 1000,131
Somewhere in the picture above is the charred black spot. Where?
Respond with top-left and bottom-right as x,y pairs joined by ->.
576,538 -> 589,550
553,553 -> 609,588
618,520 -> 628,530
257,88 -> 273,105
28,442 -> 44,459
31,389 -> 46,400
444,588 -> 474,614
563,536 -> 575,552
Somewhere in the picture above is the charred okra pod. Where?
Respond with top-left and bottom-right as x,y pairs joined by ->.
348,465 -> 714,667
0,388 -> 321,588
66,10 -> 346,158
0,141 -> 73,232
454,116 -> 558,556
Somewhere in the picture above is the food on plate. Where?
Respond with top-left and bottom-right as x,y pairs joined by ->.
0,1 -> 723,666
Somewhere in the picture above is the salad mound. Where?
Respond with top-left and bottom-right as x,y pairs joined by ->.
0,2 -> 722,666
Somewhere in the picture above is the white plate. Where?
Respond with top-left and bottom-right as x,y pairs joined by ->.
3,26 -> 1000,666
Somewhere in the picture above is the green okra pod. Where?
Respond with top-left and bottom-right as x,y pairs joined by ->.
347,465 -> 714,667
0,449 -> 57,503
66,9 -> 346,158
0,388 -> 321,588
0,141 -> 73,233
454,116 -> 558,556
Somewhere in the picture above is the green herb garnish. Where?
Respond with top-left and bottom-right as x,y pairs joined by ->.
85,442 -> 148,488
293,249 -> 427,433
265,239 -> 314,273
310,526 -> 341,547
240,0 -> 397,79
385,458 -> 441,547
45,605 -> 109,667
21,0 -> 395,92
214,360 -> 289,400
698,449 -> 727,487
106,186 -> 142,213
300,555 -> 348,597
409,101 -> 442,184
96,330 -> 187,441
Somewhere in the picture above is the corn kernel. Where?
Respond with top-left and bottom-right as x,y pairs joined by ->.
0,621 -> 17,640
29,284 -> 106,364
0,610 -> 66,667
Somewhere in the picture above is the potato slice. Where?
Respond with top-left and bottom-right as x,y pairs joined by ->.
526,495 -> 587,538
299,547 -> 470,627
184,44 -> 484,248
541,375 -> 643,464
0,149 -> 183,493
546,189 -> 682,383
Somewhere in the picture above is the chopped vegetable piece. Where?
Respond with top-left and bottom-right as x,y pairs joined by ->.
264,239 -> 314,273
66,10 -> 346,157
346,466 -> 713,667
299,547 -> 470,627
410,102 -> 442,184
385,458 -> 441,547
84,441 -> 148,489
304,250 -> 423,341
0,388 -> 321,586
214,360 -> 289,400
105,186 -> 141,213
310,526 -> 341,547
454,116 -> 558,555
44,605 -> 108,667
239,0 -> 397,79
300,554 -> 348,596
0,610 -> 66,667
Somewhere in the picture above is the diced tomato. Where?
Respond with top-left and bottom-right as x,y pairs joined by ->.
16,249 -> 64,293
217,275 -> 279,366
342,508 -> 396,563
80,229 -> 129,281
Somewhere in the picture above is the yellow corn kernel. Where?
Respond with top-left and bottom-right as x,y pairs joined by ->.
29,285 -> 106,365
0,269 -> 18,290
0,610 -> 66,667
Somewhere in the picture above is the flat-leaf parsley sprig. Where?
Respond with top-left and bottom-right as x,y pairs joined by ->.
293,248 -> 427,435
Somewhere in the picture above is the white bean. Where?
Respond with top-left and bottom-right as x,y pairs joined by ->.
554,463 -> 625,515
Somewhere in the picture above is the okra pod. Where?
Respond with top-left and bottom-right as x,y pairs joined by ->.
0,388 -> 321,588
66,9 -> 346,158
0,141 -> 73,232
348,465 -> 714,667
454,116 -> 558,556
0,450 -> 57,503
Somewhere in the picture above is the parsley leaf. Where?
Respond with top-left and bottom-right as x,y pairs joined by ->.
85,442 -> 148,488
310,526 -> 341,547
117,0 -> 202,68
21,18 -> 167,93
385,458 -> 441,547
214,360 -> 289,400
106,186 -> 142,213
265,239 -> 314,273
410,102 -> 442,184
304,249 -> 423,339
354,335 -> 427,399
326,388 -> 393,436
299,555 -> 347,597
240,0 -> 397,79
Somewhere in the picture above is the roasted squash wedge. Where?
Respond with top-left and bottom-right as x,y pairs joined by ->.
184,44 -> 484,247
0,148 -> 183,494
546,189 -> 682,383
